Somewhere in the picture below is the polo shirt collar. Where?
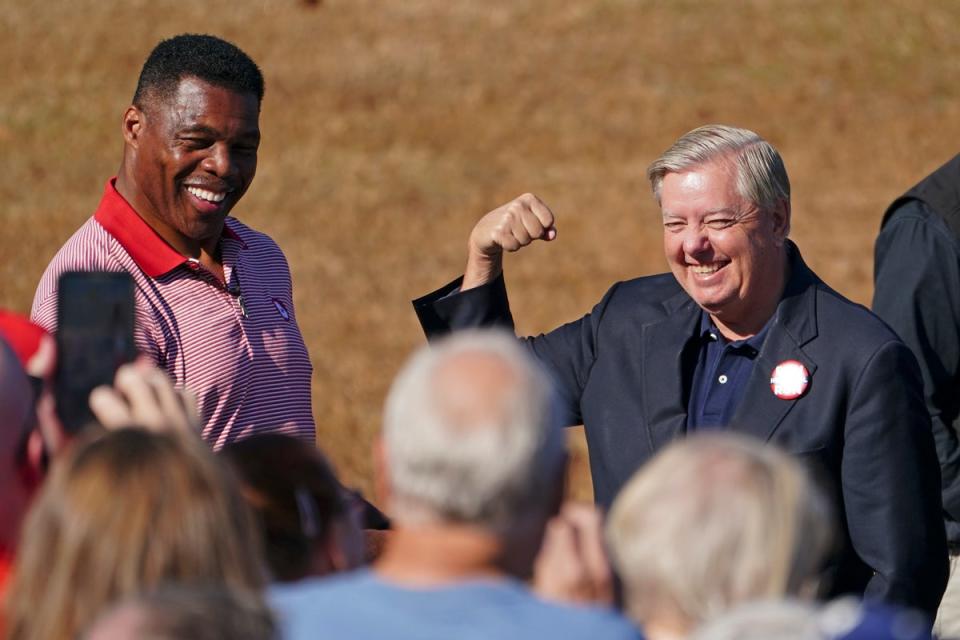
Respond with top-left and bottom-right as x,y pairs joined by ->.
93,178 -> 245,278
698,310 -> 770,355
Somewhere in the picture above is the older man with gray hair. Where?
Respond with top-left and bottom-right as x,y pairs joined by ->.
414,124 -> 947,617
269,330 -> 639,639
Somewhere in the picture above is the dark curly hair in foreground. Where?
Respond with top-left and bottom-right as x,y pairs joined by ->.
132,33 -> 264,108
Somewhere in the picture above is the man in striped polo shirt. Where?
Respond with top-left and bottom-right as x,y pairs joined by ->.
31,34 -> 315,449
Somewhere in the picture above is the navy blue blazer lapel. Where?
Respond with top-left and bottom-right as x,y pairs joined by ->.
641,291 -> 701,452
730,246 -> 820,442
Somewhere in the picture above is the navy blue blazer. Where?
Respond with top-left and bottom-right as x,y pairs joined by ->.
414,243 -> 948,616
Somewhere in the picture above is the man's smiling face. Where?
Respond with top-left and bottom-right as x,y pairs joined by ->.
126,76 -> 260,254
660,158 -> 789,334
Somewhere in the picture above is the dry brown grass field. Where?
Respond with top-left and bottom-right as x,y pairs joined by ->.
3,0 -> 960,500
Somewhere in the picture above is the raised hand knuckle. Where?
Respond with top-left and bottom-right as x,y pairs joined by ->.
504,203 -> 523,219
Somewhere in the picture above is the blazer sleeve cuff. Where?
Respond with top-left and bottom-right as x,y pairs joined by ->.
412,273 -> 515,341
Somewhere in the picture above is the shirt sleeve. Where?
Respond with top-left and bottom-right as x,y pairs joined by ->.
873,200 -> 960,523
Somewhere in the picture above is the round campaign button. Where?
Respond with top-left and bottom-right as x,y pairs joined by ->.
770,360 -> 810,400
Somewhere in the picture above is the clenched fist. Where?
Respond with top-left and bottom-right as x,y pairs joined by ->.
463,193 -> 557,290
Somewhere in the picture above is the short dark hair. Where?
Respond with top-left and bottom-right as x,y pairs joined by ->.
220,434 -> 348,582
132,34 -> 264,109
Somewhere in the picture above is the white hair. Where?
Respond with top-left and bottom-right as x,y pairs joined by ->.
689,600 -> 824,640
647,124 -> 791,218
606,433 -> 834,632
693,597 -> 930,640
382,330 -> 565,531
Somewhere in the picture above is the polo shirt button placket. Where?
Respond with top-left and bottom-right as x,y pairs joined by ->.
236,292 -> 248,319
226,267 -> 248,320
222,278 -> 247,320
186,258 -> 248,319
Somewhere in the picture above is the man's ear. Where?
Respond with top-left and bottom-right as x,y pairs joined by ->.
122,105 -> 145,147
772,200 -> 792,245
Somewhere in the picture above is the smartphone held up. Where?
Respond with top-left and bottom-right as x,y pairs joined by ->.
54,271 -> 137,433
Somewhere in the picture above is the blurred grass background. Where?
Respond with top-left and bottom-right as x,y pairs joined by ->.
2,0 -> 960,500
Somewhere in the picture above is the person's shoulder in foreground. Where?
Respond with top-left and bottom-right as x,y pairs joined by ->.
270,568 -> 642,640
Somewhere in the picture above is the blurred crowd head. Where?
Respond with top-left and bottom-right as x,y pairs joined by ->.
381,330 -> 566,534
84,586 -> 275,640
6,428 -> 265,640
222,433 -> 365,583
607,432 -> 835,635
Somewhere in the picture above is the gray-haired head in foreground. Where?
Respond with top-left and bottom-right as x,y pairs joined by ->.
606,433 -> 835,632
382,330 -> 565,532
647,124 -> 791,216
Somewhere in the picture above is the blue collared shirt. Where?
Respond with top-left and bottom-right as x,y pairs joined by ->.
687,311 -> 771,430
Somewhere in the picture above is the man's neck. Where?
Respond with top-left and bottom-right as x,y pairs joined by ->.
642,618 -> 691,640
114,171 -> 225,279
712,314 -> 772,342
373,525 -> 509,587
712,251 -> 790,341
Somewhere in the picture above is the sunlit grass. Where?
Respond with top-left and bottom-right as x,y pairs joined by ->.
3,0 -> 960,497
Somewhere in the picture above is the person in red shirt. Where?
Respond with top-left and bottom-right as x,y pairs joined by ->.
0,329 -> 47,636
0,310 -> 206,634
31,34 -> 315,448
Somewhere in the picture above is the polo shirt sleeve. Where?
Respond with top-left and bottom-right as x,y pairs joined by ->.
30,290 -> 58,334
873,200 -> 960,523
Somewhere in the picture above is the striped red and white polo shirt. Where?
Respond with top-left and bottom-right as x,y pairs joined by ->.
32,179 -> 316,449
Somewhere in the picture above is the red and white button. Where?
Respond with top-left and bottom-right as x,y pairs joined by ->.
770,360 -> 810,400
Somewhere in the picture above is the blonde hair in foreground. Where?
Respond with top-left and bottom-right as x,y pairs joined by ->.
6,429 -> 265,640
85,586 -> 276,640
606,433 -> 834,632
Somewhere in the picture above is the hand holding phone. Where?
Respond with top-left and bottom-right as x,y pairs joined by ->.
89,361 -> 200,435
